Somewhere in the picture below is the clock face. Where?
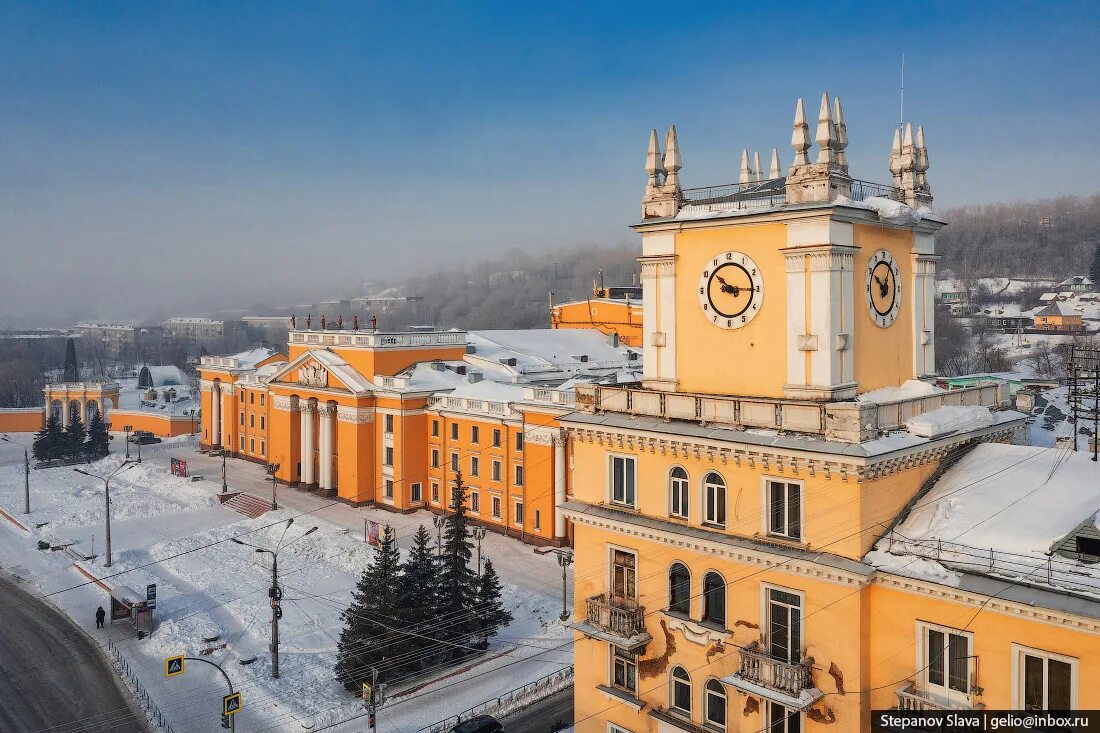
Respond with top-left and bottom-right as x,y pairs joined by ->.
866,249 -> 902,328
698,251 -> 764,329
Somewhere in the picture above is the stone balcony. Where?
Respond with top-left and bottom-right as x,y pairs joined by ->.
722,641 -> 822,710
574,593 -> 651,650
573,382 -> 1007,443
894,682 -> 984,712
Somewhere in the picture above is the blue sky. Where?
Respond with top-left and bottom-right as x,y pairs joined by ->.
1,1 -> 1098,323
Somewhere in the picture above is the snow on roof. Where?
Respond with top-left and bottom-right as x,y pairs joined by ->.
138,365 -> 185,387
856,379 -> 943,404
1039,292 -> 1058,302
465,329 -> 639,382
1059,276 -> 1094,287
867,443 -> 1100,593
905,405 -> 993,438
443,379 -> 527,403
116,377 -> 197,415
227,347 -> 276,370
1035,302 -> 1078,317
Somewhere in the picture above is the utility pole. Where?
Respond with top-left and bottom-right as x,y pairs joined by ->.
472,526 -> 487,577
267,462 -> 281,510
231,520 -> 318,680
74,461 -> 135,568
365,666 -> 380,733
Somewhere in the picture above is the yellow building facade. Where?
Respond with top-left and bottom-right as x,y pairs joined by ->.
563,95 -> 1099,733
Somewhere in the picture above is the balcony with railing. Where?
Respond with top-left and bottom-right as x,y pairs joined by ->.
573,381 -> 1009,443
722,641 -> 822,710
574,594 -> 651,650
895,682 -> 984,712
678,177 -> 904,217
288,329 -> 467,349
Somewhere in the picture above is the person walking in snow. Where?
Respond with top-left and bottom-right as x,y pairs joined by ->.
95,606 -> 106,629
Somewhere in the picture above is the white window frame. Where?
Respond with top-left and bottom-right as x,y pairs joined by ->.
608,453 -> 637,508
766,702 -> 801,733
534,509 -> 541,530
384,414 -> 394,434
493,429 -> 502,447
608,725 -> 632,733
514,500 -> 524,526
470,491 -> 480,514
450,452 -> 459,472
669,466 -> 689,519
763,476 -> 804,541
431,448 -> 440,468
609,645 -> 637,695
471,425 -> 479,443
668,665 -> 691,716
515,431 -> 524,451
1011,643 -> 1078,710
431,481 -> 440,504
915,621 -> 974,707
607,544 -> 638,601
491,494 -> 502,519
514,464 -> 524,486
384,479 -> 394,500
450,422 -> 459,440
761,584 -> 804,664
470,456 -> 480,477
702,471 -> 726,527
703,677 -> 727,730
410,482 -> 422,503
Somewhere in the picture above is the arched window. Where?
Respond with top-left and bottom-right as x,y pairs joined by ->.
669,467 -> 689,518
703,472 -> 726,527
703,571 -> 726,626
668,562 -> 691,616
670,666 -> 692,715
705,679 -> 727,729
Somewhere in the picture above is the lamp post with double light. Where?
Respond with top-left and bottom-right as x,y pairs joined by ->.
74,460 -> 135,567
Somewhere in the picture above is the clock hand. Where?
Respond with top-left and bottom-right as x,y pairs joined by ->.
715,274 -> 741,296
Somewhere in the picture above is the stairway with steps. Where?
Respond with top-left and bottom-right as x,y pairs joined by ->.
223,493 -> 272,519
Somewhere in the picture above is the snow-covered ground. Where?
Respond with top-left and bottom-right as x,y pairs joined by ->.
0,434 -> 573,732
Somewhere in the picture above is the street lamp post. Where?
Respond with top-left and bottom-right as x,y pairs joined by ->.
222,450 -> 228,494
231,520 -> 318,680
433,515 -> 447,562
189,409 -> 196,436
74,461 -> 135,568
123,425 -> 132,460
267,463 -> 281,510
0,437 -> 29,515
472,526 -> 487,577
556,550 -> 573,621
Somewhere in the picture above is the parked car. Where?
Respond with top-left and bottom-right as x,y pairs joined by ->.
129,431 -> 162,445
450,716 -> 504,733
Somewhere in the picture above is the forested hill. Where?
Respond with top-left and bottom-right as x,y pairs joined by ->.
937,193 -> 1100,279
379,243 -> 640,332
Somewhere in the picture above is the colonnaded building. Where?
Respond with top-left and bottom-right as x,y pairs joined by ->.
563,94 -> 1100,733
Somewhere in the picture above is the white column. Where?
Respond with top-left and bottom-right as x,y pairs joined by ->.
62,398 -> 70,428
553,431 -> 567,538
912,248 -> 938,378
210,386 -> 221,446
300,402 -> 315,485
221,387 -> 233,450
318,405 -> 334,492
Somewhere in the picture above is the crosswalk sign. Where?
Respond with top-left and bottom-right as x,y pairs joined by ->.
223,692 -> 242,716
165,655 -> 185,678
362,681 -> 372,702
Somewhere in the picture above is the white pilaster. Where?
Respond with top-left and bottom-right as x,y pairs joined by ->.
300,402 -> 316,485
553,431 -> 567,538
221,388 -> 234,450
318,404 -> 334,492
912,252 -> 938,377
210,386 -> 221,445
640,237 -> 677,391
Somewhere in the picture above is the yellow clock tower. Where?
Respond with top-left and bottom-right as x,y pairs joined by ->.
638,94 -> 938,401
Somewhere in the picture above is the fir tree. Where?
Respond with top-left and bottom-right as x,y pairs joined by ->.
334,525 -> 403,690
397,525 -> 439,673
437,471 -> 479,654
86,410 -> 110,458
1090,242 -> 1100,290
62,413 -> 87,459
475,558 -> 512,644
63,338 -> 80,383
33,414 -> 64,461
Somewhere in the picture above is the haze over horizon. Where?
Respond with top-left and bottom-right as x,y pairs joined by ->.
2,1 -> 1098,327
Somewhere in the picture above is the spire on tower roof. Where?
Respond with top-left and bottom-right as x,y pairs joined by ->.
663,124 -> 682,189
739,148 -> 752,184
646,128 -> 665,189
753,151 -> 763,182
791,98 -> 810,167
889,127 -> 903,186
833,96 -> 848,168
815,92 -> 838,165
769,148 -> 781,179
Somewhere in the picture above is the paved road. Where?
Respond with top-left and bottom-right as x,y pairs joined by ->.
0,571 -> 149,733
501,686 -> 573,733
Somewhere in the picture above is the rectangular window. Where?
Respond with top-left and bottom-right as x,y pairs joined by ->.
260,441 -> 265,455
431,481 -> 440,503
471,425 -> 479,443
250,438 -> 255,453
514,501 -> 524,525
250,413 -> 255,428
492,460 -> 502,481
471,492 -> 480,514
514,464 -> 524,486
919,622 -> 972,705
451,452 -> 459,472
384,414 -> 394,434
767,702 -> 801,733
431,449 -> 440,468
515,432 -> 524,451
260,416 -> 265,430
260,394 -> 265,407
384,479 -> 394,500
612,549 -> 637,599
766,587 -> 802,664
767,480 -> 802,541
612,646 -> 637,694
534,509 -> 540,530
239,435 -> 244,449
1016,646 -> 1075,710
240,412 -> 245,425
610,455 -> 636,507
470,456 -> 480,477
492,495 -> 501,519
432,419 -> 439,437
384,446 -> 394,466
451,423 -> 459,440
249,392 -> 254,404
493,429 -> 502,447
411,482 -> 422,503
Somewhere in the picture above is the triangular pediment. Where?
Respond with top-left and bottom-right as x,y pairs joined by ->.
266,350 -> 371,395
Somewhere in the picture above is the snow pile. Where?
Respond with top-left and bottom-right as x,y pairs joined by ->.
905,405 -> 993,438
836,195 -> 923,225
858,379 -> 944,404
863,549 -> 960,586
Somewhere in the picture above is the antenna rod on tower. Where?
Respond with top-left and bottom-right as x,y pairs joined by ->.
900,52 -> 906,128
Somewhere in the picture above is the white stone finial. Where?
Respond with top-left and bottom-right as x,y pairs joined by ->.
753,151 -> 763,182
833,96 -> 848,167
769,148 -> 781,179
646,128 -> 664,187
663,124 -> 682,189
889,127 -> 903,186
739,148 -> 752,184
791,98 -> 810,166
916,125 -> 929,173
815,92 -> 838,164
